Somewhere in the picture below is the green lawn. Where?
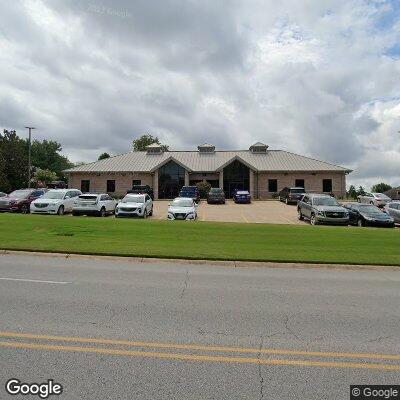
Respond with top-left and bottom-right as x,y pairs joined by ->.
0,214 -> 398,265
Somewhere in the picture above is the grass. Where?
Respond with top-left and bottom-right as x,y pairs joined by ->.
0,213 -> 399,266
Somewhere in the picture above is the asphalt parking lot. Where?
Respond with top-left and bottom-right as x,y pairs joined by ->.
153,200 -> 302,224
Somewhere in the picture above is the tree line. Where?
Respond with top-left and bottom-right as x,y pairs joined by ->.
0,129 -> 73,192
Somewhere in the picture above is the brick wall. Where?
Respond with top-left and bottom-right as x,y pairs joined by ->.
256,172 -> 347,199
68,172 -> 153,196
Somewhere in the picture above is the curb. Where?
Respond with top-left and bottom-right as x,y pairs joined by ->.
1,250 -> 399,271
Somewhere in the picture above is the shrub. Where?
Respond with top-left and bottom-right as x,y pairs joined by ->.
196,181 -> 211,198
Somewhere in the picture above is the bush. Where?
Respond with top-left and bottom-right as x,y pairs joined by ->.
196,181 -> 211,198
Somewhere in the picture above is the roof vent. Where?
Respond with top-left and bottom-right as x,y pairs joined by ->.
146,143 -> 163,154
249,142 -> 268,153
198,143 -> 215,153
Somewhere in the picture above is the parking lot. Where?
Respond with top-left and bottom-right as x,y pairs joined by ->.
152,200 -> 302,224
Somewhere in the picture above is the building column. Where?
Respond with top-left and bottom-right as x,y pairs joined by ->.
249,169 -> 254,198
184,170 -> 189,186
153,170 -> 159,200
219,170 -> 223,189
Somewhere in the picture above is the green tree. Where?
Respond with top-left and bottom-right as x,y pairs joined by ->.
347,185 -> 357,199
196,181 -> 211,198
356,186 -> 366,196
371,182 -> 392,193
98,152 -> 110,160
132,134 -> 168,151
33,168 -> 57,186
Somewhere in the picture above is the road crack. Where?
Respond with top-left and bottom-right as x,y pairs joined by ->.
180,270 -> 190,299
283,313 -> 302,342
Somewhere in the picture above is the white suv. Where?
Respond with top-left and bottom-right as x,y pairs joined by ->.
115,194 -> 153,218
72,193 -> 117,217
30,189 -> 82,215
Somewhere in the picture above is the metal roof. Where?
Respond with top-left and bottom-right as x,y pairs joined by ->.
64,150 -> 351,173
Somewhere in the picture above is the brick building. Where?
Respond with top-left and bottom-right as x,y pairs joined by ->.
64,142 -> 351,199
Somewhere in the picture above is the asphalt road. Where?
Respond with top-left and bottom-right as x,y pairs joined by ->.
0,253 -> 399,400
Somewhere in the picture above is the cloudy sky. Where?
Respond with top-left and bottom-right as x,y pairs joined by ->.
1,0 -> 399,189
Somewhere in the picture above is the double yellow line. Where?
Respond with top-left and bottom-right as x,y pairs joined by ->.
0,331 -> 399,371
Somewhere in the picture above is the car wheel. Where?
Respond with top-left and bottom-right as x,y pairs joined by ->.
100,207 -> 106,217
149,206 -> 153,216
357,218 -> 364,227
370,201 -> 374,205
310,214 -> 318,225
143,210 -> 148,219
298,210 -> 304,220
72,211 -> 78,216
357,198 -> 360,203
21,204 -> 29,214
57,205 -> 65,216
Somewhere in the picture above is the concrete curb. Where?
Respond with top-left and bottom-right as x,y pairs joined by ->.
1,249 -> 399,271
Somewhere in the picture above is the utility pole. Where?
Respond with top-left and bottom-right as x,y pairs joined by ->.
25,126 -> 35,188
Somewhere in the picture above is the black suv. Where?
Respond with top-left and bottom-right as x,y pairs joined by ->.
278,187 -> 305,205
127,185 -> 154,200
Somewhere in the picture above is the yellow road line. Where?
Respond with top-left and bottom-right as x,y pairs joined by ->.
0,331 -> 399,361
0,341 -> 399,371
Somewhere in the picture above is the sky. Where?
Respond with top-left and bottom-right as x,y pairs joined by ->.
0,0 -> 399,190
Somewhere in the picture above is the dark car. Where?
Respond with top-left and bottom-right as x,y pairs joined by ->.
179,186 -> 200,203
0,188 -> 46,214
233,190 -> 251,204
344,203 -> 395,228
278,187 -> 305,204
47,181 -> 68,189
127,185 -> 154,200
207,188 -> 225,204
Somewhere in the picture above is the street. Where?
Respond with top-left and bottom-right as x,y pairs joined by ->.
0,253 -> 399,399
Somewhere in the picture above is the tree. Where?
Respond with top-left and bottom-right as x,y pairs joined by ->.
132,134 -> 169,151
347,185 -> 357,199
196,181 -> 211,198
33,168 -> 57,186
356,186 -> 366,196
98,152 -> 110,160
371,183 -> 392,193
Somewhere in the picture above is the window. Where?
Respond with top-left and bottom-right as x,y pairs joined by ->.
132,179 -> 141,186
295,179 -> 305,189
322,179 -> 332,192
81,180 -> 90,193
268,179 -> 277,192
107,180 -> 115,193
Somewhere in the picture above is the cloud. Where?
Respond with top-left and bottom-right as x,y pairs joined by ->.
0,0 -> 399,190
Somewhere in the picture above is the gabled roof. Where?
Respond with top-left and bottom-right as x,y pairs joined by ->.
64,149 -> 352,174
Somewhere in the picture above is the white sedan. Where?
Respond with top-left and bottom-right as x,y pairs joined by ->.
30,189 -> 82,215
167,197 -> 198,220
115,194 -> 153,218
357,192 -> 391,208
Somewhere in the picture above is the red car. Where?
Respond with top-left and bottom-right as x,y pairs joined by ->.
0,188 -> 46,214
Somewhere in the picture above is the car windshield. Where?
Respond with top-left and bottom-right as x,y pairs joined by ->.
9,190 -> 32,198
171,199 -> 193,207
290,188 -> 304,193
359,205 -> 383,215
237,191 -> 249,195
313,197 -> 339,206
79,195 -> 98,200
122,195 -> 145,203
210,189 -> 223,194
42,191 -> 65,199
181,187 -> 195,192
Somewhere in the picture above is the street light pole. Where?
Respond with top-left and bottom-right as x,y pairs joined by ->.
25,126 -> 35,188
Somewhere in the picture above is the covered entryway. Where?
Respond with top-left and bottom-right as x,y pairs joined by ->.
158,161 -> 186,199
223,159 -> 249,198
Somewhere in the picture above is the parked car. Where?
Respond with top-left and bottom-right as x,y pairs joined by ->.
233,190 -> 251,204
127,185 -> 154,200
115,193 -> 153,218
179,186 -> 200,203
343,203 -> 395,228
0,188 -> 46,214
278,187 -> 305,204
357,192 -> 391,208
207,188 -> 226,204
30,189 -> 81,215
297,194 -> 349,225
167,197 -> 198,220
72,193 -> 117,217
47,181 -> 68,189
0,192 -> 6,198
384,201 -> 400,224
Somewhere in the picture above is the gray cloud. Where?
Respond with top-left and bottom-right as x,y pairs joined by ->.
0,0 -> 399,190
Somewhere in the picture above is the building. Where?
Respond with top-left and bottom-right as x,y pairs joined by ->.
384,187 -> 400,200
64,142 -> 351,199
